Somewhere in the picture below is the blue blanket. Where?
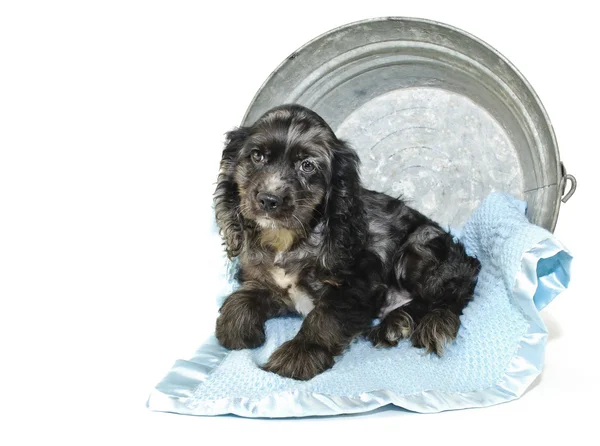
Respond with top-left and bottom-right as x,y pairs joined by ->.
147,193 -> 572,417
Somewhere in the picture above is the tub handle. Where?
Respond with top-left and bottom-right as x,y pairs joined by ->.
560,162 -> 577,203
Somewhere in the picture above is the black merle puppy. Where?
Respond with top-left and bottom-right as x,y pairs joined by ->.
214,104 -> 480,380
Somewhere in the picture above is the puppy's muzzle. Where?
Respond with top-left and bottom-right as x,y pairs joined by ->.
257,192 -> 283,212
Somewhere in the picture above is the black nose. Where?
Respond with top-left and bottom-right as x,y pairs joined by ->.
257,192 -> 283,212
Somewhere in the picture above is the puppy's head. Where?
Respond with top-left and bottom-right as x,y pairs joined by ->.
232,105 -> 336,232
215,104 -> 364,264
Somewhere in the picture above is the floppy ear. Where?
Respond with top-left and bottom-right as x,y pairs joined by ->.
214,127 -> 249,258
318,140 -> 367,275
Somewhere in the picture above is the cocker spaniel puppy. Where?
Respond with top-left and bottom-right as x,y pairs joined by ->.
214,104 -> 481,380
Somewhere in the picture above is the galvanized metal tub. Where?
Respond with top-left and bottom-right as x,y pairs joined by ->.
241,17 -> 576,231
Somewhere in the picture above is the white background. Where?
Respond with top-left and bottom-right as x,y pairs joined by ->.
1,1 -> 599,445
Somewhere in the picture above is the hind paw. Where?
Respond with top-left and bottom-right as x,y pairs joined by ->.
367,310 -> 414,348
411,309 -> 460,356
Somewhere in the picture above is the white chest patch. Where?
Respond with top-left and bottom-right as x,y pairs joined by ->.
288,287 -> 315,316
270,267 -> 315,316
270,267 -> 296,288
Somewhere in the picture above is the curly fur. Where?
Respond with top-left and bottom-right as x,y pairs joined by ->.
214,104 -> 481,380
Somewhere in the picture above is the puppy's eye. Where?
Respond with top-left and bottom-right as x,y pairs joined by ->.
300,160 -> 315,173
251,150 -> 264,164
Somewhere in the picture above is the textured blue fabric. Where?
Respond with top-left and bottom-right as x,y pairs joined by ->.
147,193 -> 572,417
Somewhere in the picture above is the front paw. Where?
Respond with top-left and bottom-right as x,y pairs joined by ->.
262,339 -> 334,380
215,310 -> 265,350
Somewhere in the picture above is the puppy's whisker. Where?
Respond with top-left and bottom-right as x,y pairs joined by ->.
296,205 -> 323,216
238,203 -> 253,218
292,215 -> 308,237
246,179 -> 261,189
